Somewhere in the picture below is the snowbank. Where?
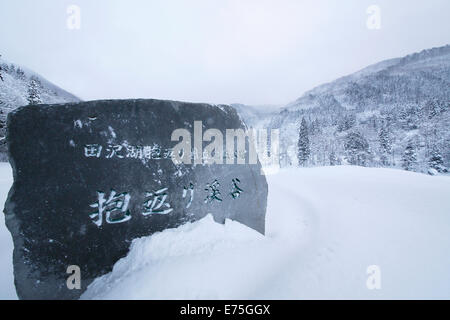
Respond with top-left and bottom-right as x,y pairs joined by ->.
0,163 -> 449,299
83,166 -> 450,299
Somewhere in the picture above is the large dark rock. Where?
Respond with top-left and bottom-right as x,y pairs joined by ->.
4,99 -> 268,299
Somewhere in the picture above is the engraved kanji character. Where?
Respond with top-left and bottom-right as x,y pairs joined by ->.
105,145 -> 124,159
182,183 -> 194,208
89,190 -> 131,227
204,179 -> 222,203
142,187 -> 173,215
84,144 -> 102,158
230,178 -> 243,199
126,145 -> 143,159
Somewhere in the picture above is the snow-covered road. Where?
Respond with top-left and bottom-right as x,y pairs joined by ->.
1,163 -> 449,299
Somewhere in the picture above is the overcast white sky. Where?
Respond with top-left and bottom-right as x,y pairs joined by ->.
1,0 -> 449,106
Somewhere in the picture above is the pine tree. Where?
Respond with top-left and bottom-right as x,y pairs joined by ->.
400,105 -> 420,130
337,114 -> 356,132
402,142 -> 417,171
344,131 -> 371,166
297,117 -> 310,166
428,146 -> 446,172
27,78 -> 42,105
16,67 -> 26,81
329,150 -> 338,166
311,118 -> 322,135
378,126 -> 392,166
424,99 -> 438,119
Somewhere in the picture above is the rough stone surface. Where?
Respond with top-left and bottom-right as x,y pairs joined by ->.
4,99 -> 268,300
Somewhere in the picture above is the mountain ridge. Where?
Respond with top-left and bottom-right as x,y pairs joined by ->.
283,44 -> 450,111
0,57 -> 81,160
235,44 -> 450,174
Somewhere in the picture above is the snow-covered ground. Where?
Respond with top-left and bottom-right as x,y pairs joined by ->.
1,163 -> 449,299
0,163 -> 16,299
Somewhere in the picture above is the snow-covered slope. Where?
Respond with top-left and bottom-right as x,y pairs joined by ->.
264,45 -> 450,171
0,58 -> 79,109
0,57 -> 81,160
284,45 -> 450,111
73,166 -> 450,300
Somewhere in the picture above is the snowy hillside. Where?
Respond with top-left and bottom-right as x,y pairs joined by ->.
284,45 -> 450,111
0,57 -> 80,160
239,45 -> 450,173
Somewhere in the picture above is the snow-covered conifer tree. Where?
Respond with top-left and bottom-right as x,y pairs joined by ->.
16,67 -> 26,81
428,146 -> 446,172
402,141 -> 417,171
27,78 -> 42,105
378,126 -> 392,166
329,150 -> 338,166
297,117 -> 310,166
344,132 -> 371,166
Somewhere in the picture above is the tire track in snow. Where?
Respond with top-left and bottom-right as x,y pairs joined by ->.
246,176 -> 331,298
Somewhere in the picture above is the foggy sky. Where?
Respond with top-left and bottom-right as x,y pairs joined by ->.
1,0 -> 449,106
